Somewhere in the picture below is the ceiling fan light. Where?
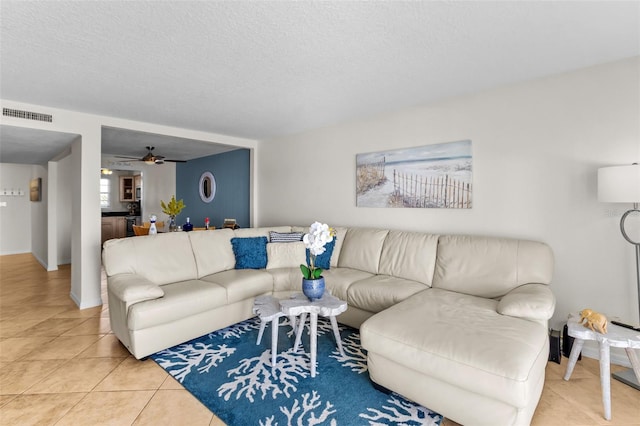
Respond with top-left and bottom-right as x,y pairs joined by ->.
144,159 -> 155,165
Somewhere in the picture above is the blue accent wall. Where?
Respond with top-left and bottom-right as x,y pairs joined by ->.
176,149 -> 250,229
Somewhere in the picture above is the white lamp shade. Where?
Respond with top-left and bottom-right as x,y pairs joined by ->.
597,164 -> 640,203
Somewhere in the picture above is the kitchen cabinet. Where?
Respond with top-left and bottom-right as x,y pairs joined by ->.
120,176 -> 135,202
134,174 -> 142,199
101,217 -> 127,245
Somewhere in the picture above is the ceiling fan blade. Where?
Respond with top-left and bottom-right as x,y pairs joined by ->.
115,147 -> 184,164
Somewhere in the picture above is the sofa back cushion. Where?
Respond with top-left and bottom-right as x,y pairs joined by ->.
432,235 -> 554,298
338,228 -> 389,274
102,232 -> 198,285
234,226 -> 292,239
378,231 -> 439,286
188,228 -> 236,278
330,227 -> 348,267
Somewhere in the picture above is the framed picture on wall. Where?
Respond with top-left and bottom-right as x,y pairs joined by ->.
29,178 -> 41,202
356,140 -> 473,208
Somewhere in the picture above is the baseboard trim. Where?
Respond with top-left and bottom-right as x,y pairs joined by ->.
0,249 -> 31,256
70,291 -> 102,310
69,291 -> 81,308
32,252 -> 48,271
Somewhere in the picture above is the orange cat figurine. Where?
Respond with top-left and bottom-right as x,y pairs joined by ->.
579,309 -> 608,334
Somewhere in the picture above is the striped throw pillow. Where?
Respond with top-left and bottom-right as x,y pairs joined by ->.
269,231 -> 304,243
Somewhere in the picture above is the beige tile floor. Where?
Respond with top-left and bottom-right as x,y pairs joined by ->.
1,253 -> 638,425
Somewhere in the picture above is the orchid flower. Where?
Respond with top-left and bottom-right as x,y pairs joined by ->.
300,222 -> 336,279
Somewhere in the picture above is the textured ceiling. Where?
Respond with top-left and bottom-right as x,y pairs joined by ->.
1,1 -> 639,161
101,127 -> 238,162
0,126 -> 78,165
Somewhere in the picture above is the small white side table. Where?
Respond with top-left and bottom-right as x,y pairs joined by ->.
252,295 -> 297,369
563,313 -> 640,420
279,293 -> 348,378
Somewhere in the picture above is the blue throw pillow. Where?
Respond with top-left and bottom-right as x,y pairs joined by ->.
231,237 -> 268,269
305,238 -> 336,270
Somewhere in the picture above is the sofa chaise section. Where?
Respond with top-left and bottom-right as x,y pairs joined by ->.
360,235 -> 555,426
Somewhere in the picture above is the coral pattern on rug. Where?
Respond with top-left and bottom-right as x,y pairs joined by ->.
152,317 -> 442,425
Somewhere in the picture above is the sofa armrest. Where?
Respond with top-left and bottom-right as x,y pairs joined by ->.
497,283 -> 555,321
108,274 -> 164,305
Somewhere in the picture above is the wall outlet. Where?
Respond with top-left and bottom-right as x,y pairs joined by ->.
0,201 -> 7,207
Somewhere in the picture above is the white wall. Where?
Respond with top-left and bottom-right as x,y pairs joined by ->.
30,165 -> 48,268
0,163 -> 32,254
1,159 -> 72,269
57,154 -> 72,264
258,57 -> 640,331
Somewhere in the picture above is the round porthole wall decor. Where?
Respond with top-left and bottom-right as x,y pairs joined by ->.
199,171 -> 216,203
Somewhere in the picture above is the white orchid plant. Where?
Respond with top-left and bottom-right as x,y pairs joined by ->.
300,222 -> 336,280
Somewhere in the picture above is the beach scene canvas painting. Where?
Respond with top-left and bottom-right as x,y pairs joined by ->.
356,140 -> 472,208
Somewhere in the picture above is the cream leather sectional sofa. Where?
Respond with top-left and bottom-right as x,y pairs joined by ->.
101,225 -> 555,425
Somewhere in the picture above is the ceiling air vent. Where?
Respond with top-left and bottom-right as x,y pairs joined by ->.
2,108 -> 53,123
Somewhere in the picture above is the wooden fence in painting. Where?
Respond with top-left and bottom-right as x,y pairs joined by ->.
391,170 -> 472,208
356,158 -> 386,195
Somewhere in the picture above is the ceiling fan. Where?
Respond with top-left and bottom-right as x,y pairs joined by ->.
116,146 -> 186,165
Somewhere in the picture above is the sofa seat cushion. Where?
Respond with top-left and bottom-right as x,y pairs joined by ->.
321,267 -> 374,301
200,269 -> 273,304
347,275 -> 428,313
128,280 -> 227,330
360,288 -> 549,408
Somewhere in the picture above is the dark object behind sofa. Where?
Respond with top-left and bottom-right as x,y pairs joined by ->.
548,329 -> 561,364
562,323 -> 581,361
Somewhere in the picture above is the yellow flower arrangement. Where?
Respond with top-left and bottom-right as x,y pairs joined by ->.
160,195 -> 185,217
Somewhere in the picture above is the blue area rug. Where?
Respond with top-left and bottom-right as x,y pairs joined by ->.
151,316 -> 442,425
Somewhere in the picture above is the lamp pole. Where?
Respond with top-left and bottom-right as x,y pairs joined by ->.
611,202 -> 640,390
619,203 -> 640,325
598,163 -> 640,390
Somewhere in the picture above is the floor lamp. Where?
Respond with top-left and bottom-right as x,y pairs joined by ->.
597,163 -> 640,390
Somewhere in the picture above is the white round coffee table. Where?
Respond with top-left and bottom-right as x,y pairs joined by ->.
563,313 -> 640,420
279,292 -> 347,378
